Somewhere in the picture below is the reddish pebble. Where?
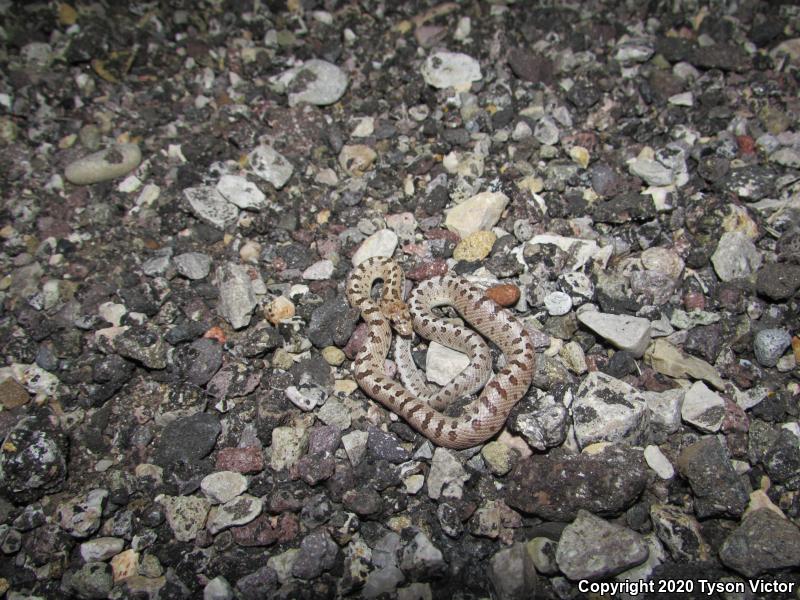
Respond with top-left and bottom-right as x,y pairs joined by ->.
344,322 -> 369,359
722,398 -> 749,433
424,228 -> 461,244
683,291 -> 705,311
485,284 -> 520,307
736,135 -> 755,155
406,259 -> 448,281
215,446 -> 264,473
204,326 -> 226,344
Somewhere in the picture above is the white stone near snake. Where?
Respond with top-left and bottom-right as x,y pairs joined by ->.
346,257 -> 536,449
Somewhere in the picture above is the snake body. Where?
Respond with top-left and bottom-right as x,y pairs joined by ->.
346,257 -> 536,449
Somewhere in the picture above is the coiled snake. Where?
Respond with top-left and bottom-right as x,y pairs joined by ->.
346,257 -> 536,449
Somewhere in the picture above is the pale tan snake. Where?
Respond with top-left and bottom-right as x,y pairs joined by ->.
346,257 -> 536,449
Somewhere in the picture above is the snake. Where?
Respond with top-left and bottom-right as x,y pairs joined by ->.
346,256 -> 536,449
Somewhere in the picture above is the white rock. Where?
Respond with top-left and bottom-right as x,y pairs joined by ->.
352,229 -> 399,266
80,537 -> 125,562
425,342 -> 469,386
681,381 -> 726,433
204,576 -> 234,600
644,445 -> 675,479
427,448 -> 469,500
216,174 -> 267,210
302,259 -> 334,280
544,291 -> 572,316
533,116 -> 560,146
156,494 -> 211,542
710,231 -> 762,282
577,310 -> 651,358
628,156 -> 674,186
445,191 -> 509,237
287,59 -> 348,106
183,186 -> 239,229
99,301 -> 127,327
248,145 -> 293,189
342,430 -> 370,466
206,494 -> 262,534
421,51 -> 482,90
643,388 -> 684,438
65,143 -> 142,185
572,372 -> 650,448
529,235 -> 602,271
201,471 -> 248,504
351,117 -> 375,137
668,92 -> 694,106
216,263 -> 257,329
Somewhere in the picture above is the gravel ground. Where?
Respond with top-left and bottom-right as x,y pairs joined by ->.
1,1 -> 800,599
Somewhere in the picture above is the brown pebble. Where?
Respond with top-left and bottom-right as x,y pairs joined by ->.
485,284 -> 520,307
215,446 -> 265,473
0,378 -> 30,409
204,326 -> 227,344
683,291 -> 705,311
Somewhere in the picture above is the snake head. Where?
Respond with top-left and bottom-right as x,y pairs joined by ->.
382,300 -> 413,337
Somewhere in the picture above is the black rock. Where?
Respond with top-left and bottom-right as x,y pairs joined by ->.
152,412 -> 221,467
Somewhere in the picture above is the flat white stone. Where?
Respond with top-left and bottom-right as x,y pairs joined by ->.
183,186 -> 239,229
681,381 -> 726,433
421,51 -> 482,90
351,229 -> 399,266
281,59 -> 349,106
302,259 -> 334,280
577,310 -> 652,358
201,471 -> 248,504
425,341 -> 470,386
644,445 -> 675,479
445,191 -> 508,237
216,174 -> 267,209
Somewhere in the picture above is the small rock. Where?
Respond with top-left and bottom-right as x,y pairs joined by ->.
58,488 -> 108,538
753,328 -> 792,368
572,372 -> 650,448
577,310 -> 651,357
156,494 -> 211,542
110,548 -> 139,582
352,229 -> 399,266
676,436 -> 748,518
481,441 -> 514,476
643,445 -> 674,479
427,447 -> 469,500
421,51 -> 482,89
207,494 -> 262,534
174,252 -> 212,280
368,429 -> 411,464
650,504 -> 713,562
756,263 -> 800,300
533,116 -> 559,146
302,259 -> 334,280
0,415 -> 68,503
216,174 -> 267,210
544,291 -> 572,316
217,263 -> 257,329
204,576 -> 234,600
445,191 -> 509,237
342,430 -> 369,466
80,537 -> 125,562
283,59 -> 348,106
505,444 -> 647,521
270,427 -> 307,471
184,186 -> 239,230
485,284 -> 521,307
65,143 -> 142,185
266,296 -> 295,325
68,562 -> 114,599
488,542 -> 538,599
555,510 -> 648,580
681,381 -> 726,433
215,447 -> 264,474
452,231 -> 496,261
720,508 -> 800,577
339,144 -> 377,176
248,145 -> 294,189
201,471 -> 248,504
292,530 -> 339,579
711,231 -> 762,282
425,342 -> 469,386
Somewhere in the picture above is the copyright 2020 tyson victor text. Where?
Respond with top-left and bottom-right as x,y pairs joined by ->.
579,578 -> 797,596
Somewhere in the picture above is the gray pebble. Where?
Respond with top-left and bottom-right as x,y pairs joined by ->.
753,328 -> 792,367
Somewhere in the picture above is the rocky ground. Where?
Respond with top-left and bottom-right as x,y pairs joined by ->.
1,0 -> 800,598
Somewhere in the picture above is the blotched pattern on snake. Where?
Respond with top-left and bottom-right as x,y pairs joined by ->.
346,257 -> 536,449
